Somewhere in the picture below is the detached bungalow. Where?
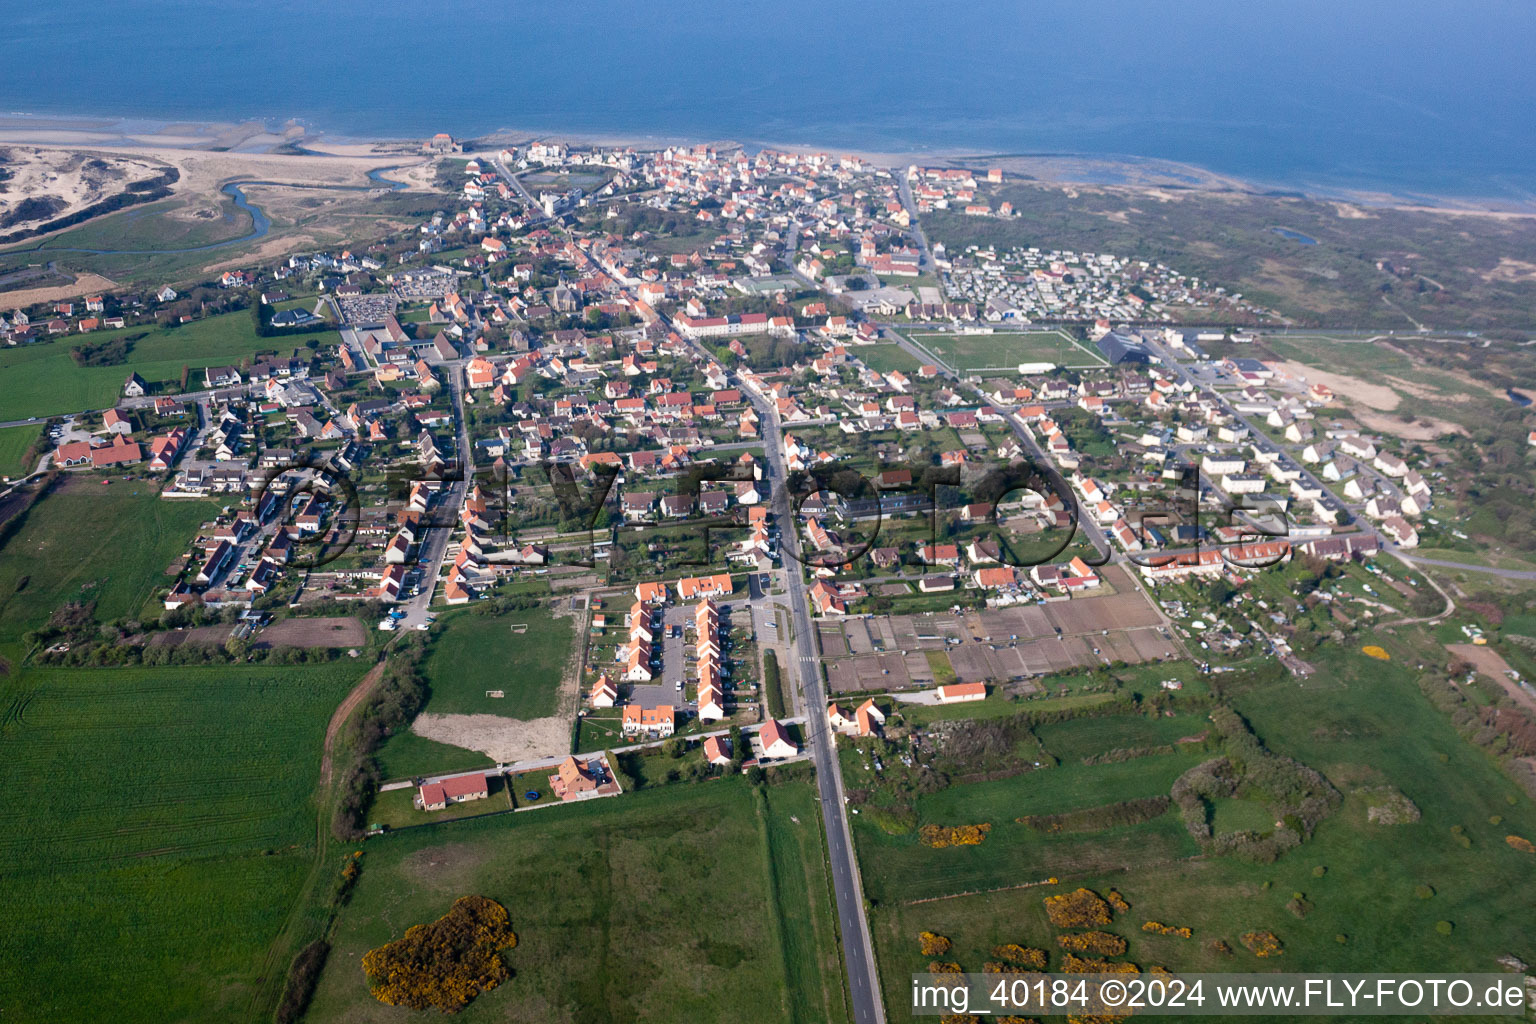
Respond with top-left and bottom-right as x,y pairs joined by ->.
418,772 -> 490,811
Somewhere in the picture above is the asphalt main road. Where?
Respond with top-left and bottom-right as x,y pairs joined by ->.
552,220 -> 889,1023
755,398 -> 887,1024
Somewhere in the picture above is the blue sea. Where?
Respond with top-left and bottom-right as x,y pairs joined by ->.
3,0 -> 1535,203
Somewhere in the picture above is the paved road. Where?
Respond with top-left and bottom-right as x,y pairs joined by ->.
397,364 -> 473,629
753,394 -> 887,1024
1389,552 -> 1536,581
550,226 -> 888,1023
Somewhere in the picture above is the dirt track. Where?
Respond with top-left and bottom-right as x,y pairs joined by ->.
1447,643 -> 1536,716
320,661 -> 384,786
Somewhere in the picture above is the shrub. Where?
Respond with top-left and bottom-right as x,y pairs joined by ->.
362,896 -> 518,1012
920,932 -> 953,957
928,961 -> 963,974
1057,932 -> 1127,956
1505,835 -> 1535,854
1415,884 -> 1436,900
1240,931 -> 1284,957
1435,921 -> 1454,936
275,940 -> 330,1024
919,823 -> 992,848
1141,922 -> 1192,938
1060,953 -> 1138,974
991,944 -> 1048,970
1043,888 -> 1113,928
1106,888 -> 1130,914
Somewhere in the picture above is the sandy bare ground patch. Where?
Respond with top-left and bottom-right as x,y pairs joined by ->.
1352,407 -> 1464,441
1271,360 -> 1401,410
410,713 -> 571,764
256,616 -> 366,648
1447,643 -> 1536,717
1484,257 -> 1536,284
1330,201 -> 1374,219
0,272 -> 118,311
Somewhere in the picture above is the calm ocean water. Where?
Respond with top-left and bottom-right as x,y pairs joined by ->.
3,0 -> 1534,202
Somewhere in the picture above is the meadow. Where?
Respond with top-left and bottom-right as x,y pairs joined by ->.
305,776 -> 850,1024
418,604 -> 574,718
373,728 -> 495,783
852,751 -> 1206,905
0,423 -> 42,477
0,481 -> 219,652
914,329 -> 1104,371
0,660 -> 367,1024
0,309 -> 301,420
1032,710 -> 1210,763
860,644 -> 1536,1021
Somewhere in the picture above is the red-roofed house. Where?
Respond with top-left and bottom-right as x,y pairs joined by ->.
417,772 -> 490,811
759,719 -> 799,760
936,682 -> 986,703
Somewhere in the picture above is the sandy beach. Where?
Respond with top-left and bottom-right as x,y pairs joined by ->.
1,113 -> 1532,217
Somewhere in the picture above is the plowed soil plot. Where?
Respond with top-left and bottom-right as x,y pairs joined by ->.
257,616 -> 367,648
817,622 -> 849,657
826,652 -> 922,693
1045,590 -> 1162,634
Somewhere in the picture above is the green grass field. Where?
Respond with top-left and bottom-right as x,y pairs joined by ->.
36,195 -> 255,253
373,728 -> 495,783
915,329 -> 1104,371
305,776 -> 850,1024
0,481 -> 219,651
861,644 -> 1536,1021
1033,711 -> 1210,763
0,310 -> 305,420
857,344 -> 921,374
0,661 -> 366,1023
853,752 -> 1206,905
420,605 -> 574,718
0,423 -> 41,477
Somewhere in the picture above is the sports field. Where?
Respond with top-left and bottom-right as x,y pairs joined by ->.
914,329 -> 1105,370
857,343 -> 921,374
418,605 -> 575,718
305,776 -> 850,1024
0,661 -> 367,1024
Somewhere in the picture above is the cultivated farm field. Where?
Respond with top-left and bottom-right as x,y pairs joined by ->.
0,661 -> 367,1023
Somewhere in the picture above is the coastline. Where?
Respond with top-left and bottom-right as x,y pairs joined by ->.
1,112 -> 1533,216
